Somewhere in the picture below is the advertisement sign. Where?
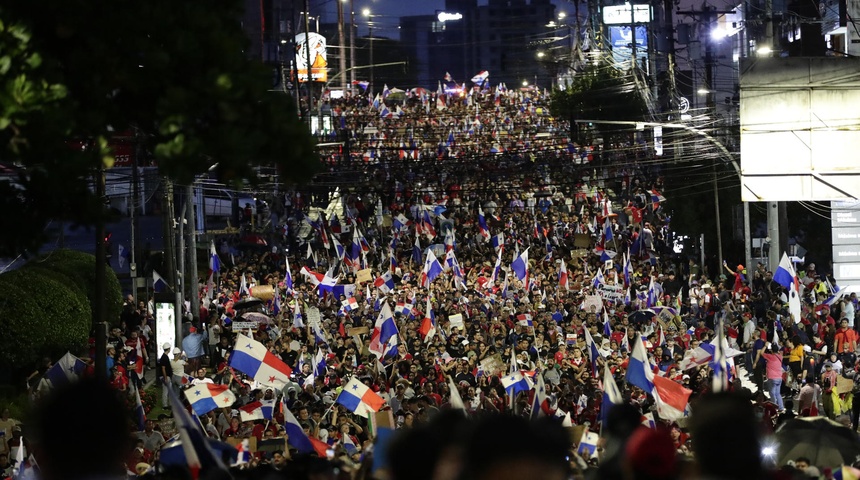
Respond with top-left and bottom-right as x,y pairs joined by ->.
608,26 -> 648,48
294,33 -> 327,83
835,263 -> 860,283
155,302 -> 176,355
834,228 -> 860,245
603,4 -> 652,24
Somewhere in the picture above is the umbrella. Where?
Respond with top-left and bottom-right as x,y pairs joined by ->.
628,310 -> 656,325
233,297 -> 263,310
776,417 -> 860,468
241,312 -> 272,325
649,306 -> 679,319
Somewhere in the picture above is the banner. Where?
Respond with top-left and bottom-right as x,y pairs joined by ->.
294,33 -> 327,83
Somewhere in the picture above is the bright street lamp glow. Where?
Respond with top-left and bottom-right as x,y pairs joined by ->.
757,46 -> 773,55
711,28 -> 728,40
522,80 -> 529,86
362,8 -> 370,16
558,12 -> 567,19
537,52 -> 546,58
697,88 -> 710,95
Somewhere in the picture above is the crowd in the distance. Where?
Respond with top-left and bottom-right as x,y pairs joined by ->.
13,86 -> 860,480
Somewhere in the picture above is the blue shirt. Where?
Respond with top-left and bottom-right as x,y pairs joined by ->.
182,332 -> 208,359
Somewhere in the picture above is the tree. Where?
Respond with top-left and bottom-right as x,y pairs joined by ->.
0,1 -> 319,257
28,249 -> 123,324
0,268 -> 91,370
550,61 -> 647,141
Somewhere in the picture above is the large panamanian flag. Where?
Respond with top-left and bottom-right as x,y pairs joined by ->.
229,333 -> 293,386
337,377 -> 385,416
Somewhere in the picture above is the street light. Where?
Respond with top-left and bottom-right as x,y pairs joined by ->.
537,51 -> 546,58
363,9 -> 375,93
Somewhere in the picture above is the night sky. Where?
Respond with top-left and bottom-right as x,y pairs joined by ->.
316,0 -> 570,38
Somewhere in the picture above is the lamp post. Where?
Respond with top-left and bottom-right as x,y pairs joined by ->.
349,0 -> 356,86
363,9 -> 375,94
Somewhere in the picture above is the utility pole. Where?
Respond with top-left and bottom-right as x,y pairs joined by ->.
350,0 -> 356,87
162,177 -> 182,347
713,164 -> 723,268
744,202 -> 752,277
94,163 -> 108,379
176,195 -> 186,341
767,202 -> 780,272
337,0 -> 347,92
186,184 -> 200,322
303,0 -> 314,126
369,27 -> 374,94
130,129 -> 142,304
677,5 -> 734,269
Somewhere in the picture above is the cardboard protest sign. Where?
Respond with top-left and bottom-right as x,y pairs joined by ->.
356,269 -> 373,284
448,313 -> 465,333
583,295 -> 603,312
480,354 -> 505,376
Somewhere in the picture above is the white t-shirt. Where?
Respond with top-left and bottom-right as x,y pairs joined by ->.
844,302 -> 855,327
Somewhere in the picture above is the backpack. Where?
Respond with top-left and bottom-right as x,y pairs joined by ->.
709,295 -> 722,313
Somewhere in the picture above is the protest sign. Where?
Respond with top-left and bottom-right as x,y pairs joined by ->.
231,322 -> 256,331
583,295 -> 603,312
348,326 -> 369,336
597,284 -> 624,301
356,269 -> 373,284
306,306 -> 321,328
479,354 -> 505,376
448,313 -> 465,333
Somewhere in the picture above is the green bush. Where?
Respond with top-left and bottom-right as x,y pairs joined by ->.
0,268 -> 91,368
28,248 -> 123,324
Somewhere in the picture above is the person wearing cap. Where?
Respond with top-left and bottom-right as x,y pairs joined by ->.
169,347 -> 187,385
157,342 -> 173,408
722,261 -> 747,294
181,325 -> 208,375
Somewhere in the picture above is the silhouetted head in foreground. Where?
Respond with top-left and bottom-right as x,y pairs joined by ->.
461,415 -> 570,480
690,392 -> 762,480
32,378 -> 132,480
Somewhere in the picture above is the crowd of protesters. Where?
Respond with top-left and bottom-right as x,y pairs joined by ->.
12,86 -> 860,480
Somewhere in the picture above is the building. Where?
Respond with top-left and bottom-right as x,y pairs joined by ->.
400,0 -> 557,89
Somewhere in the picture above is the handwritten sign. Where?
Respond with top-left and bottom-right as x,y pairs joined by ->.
356,269 -> 373,284
480,354 -> 505,376
306,305 -> 321,328
597,284 -> 624,301
231,322 -> 256,331
448,313 -> 464,332
583,295 -> 603,312
348,326 -> 369,336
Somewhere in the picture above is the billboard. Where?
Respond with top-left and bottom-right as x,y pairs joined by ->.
608,26 -> 647,68
603,4 -> 652,24
295,32 -> 327,83
833,201 -> 860,284
155,302 -> 176,355
739,57 -> 860,201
